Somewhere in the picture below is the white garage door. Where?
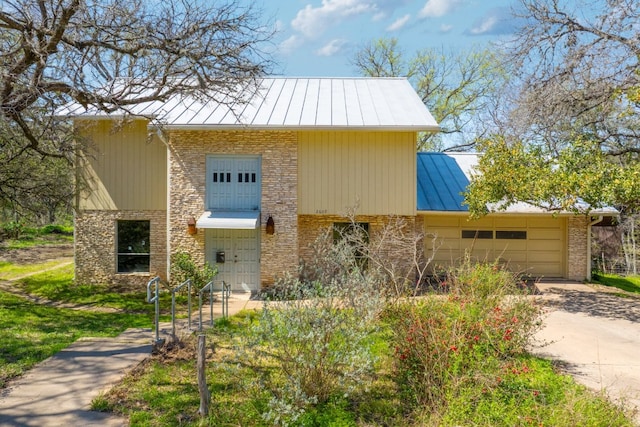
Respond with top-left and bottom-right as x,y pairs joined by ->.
424,215 -> 567,278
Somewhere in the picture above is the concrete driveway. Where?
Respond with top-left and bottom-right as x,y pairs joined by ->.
533,282 -> 640,423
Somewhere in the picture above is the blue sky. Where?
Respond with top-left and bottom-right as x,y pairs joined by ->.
260,0 -> 520,77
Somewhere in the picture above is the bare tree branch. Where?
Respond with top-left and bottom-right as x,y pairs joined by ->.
0,0 -> 275,158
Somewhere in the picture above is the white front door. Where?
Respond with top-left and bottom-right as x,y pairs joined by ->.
204,155 -> 261,292
205,228 -> 260,292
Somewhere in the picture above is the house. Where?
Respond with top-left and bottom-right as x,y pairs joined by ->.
64,77 -> 613,289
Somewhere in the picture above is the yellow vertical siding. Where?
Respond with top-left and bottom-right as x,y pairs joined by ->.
77,120 -> 167,210
298,131 -> 416,215
423,214 -> 568,277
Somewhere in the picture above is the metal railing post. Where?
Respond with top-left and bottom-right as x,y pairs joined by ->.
171,278 -> 192,339
146,277 -> 161,344
221,281 -> 231,319
198,280 -> 214,331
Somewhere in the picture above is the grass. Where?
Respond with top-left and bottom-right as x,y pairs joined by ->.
8,263 -> 188,315
4,234 -> 73,249
592,273 -> 640,295
0,290 -> 151,388
14,264 -> 154,313
99,310 -> 635,427
0,259 -> 72,281
0,223 -> 73,249
0,259 -> 183,389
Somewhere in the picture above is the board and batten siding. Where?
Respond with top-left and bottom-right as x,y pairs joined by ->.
77,120 -> 167,210
298,131 -> 416,216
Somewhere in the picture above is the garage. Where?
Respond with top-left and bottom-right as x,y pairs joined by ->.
423,215 -> 567,278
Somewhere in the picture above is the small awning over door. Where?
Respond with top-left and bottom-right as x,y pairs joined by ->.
196,211 -> 260,229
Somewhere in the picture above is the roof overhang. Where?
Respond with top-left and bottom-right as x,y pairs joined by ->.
417,209 -> 620,217
196,211 -> 260,229
160,124 -> 441,132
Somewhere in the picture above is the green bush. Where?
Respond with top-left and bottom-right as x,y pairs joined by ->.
40,224 -> 73,236
387,261 -> 543,412
2,221 -> 25,239
170,252 -> 217,289
246,275 -> 383,426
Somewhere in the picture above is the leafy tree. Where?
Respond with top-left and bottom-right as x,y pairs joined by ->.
0,114 -> 74,224
468,0 -> 640,215
465,137 -> 640,218
467,0 -> 639,271
352,37 -> 507,151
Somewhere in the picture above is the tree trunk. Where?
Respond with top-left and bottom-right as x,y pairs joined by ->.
631,218 -> 637,275
197,334 -> 210,417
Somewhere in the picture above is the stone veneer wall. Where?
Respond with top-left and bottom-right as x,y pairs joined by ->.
298,214 -> 419,269
74,210 -> 167,286
168,130 -> 298,288
567,215 -> 588,281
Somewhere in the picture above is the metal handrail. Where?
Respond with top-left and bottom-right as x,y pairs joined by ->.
146,276 -> 161,344
221,281 -> 231,319
171,278 -> 193,339
198,280 -> 215,331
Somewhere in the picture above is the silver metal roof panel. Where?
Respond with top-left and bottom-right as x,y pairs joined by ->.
62,77 -> 439,131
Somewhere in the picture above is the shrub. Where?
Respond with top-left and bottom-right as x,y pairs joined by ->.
247,275 -> 383,425
170,252 -> 217,289
298,214 -> 436,300
40,224 -> 73,236
387,261 -> 543,412
2,221 -> 24,239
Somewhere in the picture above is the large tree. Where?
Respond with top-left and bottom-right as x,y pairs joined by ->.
352,38 -> 507,151
503,0 -> 640,153
467,0 -> 640,270
468,0 -> 640,215
0,0 -> 273,222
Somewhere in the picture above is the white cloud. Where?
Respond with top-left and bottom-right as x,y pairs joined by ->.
372,11 -> 387,22
469,15 -> 498,34
386,14 -> 411,32
439,23 -> 453,33
283,0 -> 413,55
279,35 -> 304,55
316,38 -> 350,56
291,0 -> 375,38
418,0 -> 462,18
467,8 -> 517,36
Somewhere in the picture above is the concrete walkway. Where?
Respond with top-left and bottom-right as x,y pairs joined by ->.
533,282 -> 640,424
0,292 -> 262,427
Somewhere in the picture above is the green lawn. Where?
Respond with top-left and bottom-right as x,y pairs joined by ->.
1,224 -> 73,249
592,273 -> 640,295
0,290 -> 151,388
12,263 -> 171,314
0,259 -> 72,281
0,260 -> 178,388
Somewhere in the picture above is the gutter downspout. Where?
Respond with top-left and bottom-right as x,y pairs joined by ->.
587,215 -> 604,281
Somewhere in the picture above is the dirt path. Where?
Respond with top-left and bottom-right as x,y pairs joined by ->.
0,243 -> 73,264
0,245 -> 121,313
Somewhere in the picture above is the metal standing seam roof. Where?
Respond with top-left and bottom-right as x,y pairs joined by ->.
417,152 -> 619,215
60,77 -> 439,131
417,152 -> 472,212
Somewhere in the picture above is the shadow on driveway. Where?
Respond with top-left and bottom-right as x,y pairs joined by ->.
539,286 -> 640,323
